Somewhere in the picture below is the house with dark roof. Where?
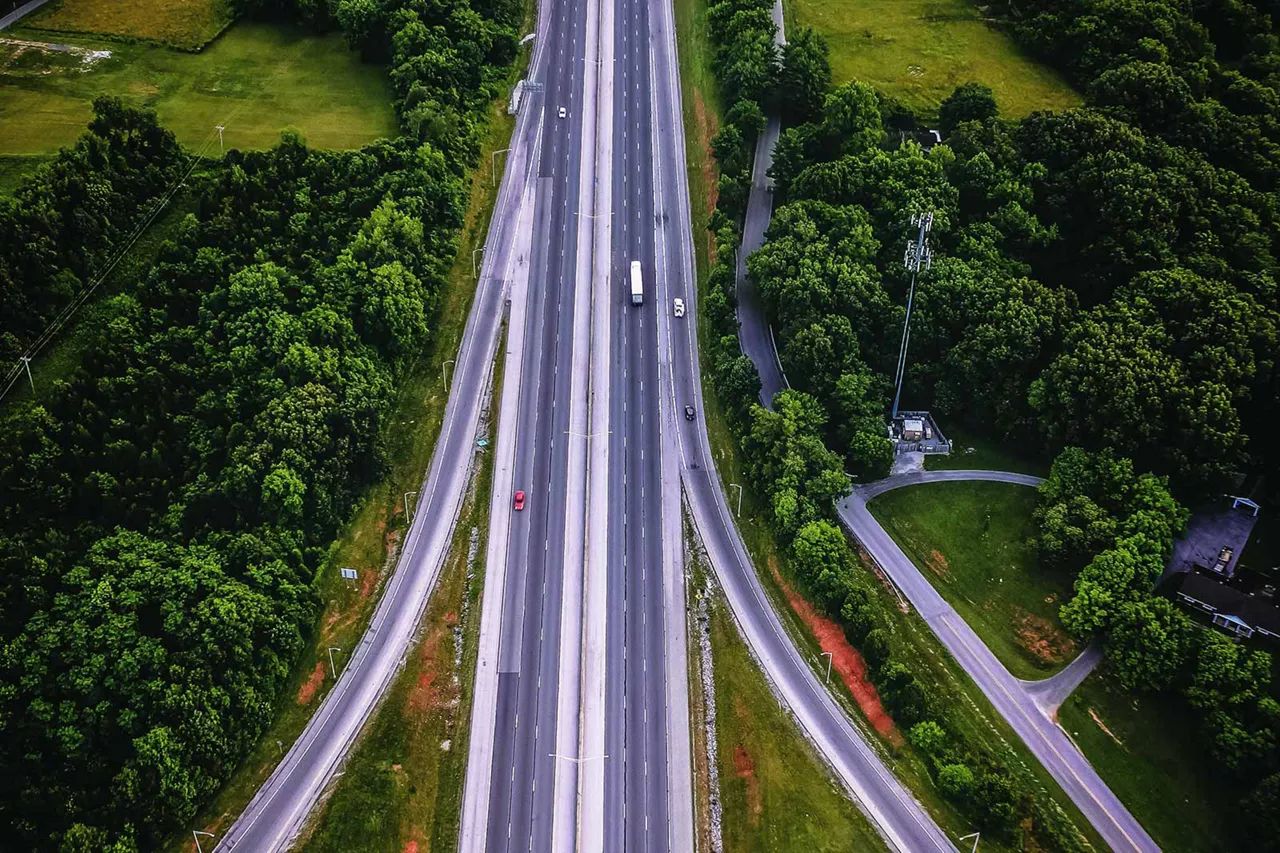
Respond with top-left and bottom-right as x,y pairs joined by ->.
1172,570 -> 1280,641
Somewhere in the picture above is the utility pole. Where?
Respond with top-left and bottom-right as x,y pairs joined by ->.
19,355 -> 33,393
891,211 -> 933,420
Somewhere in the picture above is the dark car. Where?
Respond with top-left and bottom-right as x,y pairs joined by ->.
684,405 -> 695,421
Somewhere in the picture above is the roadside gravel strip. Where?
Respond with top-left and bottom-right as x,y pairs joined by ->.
843,470 -> 1158,853
215,13 -> 552,852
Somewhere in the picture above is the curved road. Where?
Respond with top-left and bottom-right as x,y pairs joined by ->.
843,470 -> 1158,852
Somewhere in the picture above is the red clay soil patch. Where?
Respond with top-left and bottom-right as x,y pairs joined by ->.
925,549 -> 949,577
771,566 -> 903,745
296,661 -> 326,706
403,842 -> 418,853
1015,611 -> 1077,665
731,744 -> 763,825
408,622 -> 457,713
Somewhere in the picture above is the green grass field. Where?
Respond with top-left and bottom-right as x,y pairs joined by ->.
0,22 -> 397,155
1059,672 -> 1241,853
869,480 -> 1077,679
0,153 -> 52,194
784,0 -> 1080,117
24,0 -> 235,50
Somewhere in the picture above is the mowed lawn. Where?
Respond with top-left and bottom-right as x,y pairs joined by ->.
786,0 -> 1080,116
24,0 -> 235,50
1058,673 -> 1242,852
868,480 -> 1079,679
0,22 -> 398,154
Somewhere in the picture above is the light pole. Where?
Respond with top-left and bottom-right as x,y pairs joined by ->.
820,650 -> 833,684
19,355 -> 33,393
472,247 -> 484,279
491,147 -> 510,186
442,358 -> 455,390
327,646 -> 342,679
729,483 -> 743,517
404,491 -> 418,522
193,830 -> 215,853
215,125 -> 225,153
566,429 -> 611,440
960,831 -> 980,853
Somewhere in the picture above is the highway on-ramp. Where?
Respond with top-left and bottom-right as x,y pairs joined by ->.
844,470 -> 1159,853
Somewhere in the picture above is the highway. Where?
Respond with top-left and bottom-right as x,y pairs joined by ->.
844,470 -> 1157,853
602,0 -> 696,842
212,0 -> 553,845
642,0 -> 955,845
472,0 -> 594,847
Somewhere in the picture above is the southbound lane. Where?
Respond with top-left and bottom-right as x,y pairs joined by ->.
483,0 -> 589,846
603,0 -> 673,844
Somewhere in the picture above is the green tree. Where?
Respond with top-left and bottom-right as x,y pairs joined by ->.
938,82 -> 998,136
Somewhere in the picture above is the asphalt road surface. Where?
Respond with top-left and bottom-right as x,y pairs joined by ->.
213,5 -> 550,848
644,0 -> 954,846
844,470 -> 1158,852
481,0 -> 591,847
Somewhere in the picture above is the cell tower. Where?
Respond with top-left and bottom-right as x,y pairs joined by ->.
891,211 -> 933,420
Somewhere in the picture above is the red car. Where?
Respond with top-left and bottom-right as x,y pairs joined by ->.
513,490 -> 526,511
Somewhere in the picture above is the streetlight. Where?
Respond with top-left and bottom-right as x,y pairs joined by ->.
472,247 -> 484,279
193,830 -> 215,853
491,147 -> 510,186
820,650 -> 833,684
729,483 -> 743,517
404,491 -> 419,522
960,831 -> 980,853
442,358 -> 455,390
327,647 -> 343,679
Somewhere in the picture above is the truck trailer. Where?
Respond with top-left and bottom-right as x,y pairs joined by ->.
630,260 -> 643,305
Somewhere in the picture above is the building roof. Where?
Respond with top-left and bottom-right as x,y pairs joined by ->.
1175,571 -> 1280,637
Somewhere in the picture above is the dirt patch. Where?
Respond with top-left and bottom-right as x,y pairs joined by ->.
1015,611 -> 1077,665
296,661 -> 326,706
403,842 -> 418,853
925,549 -> 949,577
128,81 -> 160,96
771,565 -> 903,744
1088,708 -> 1124,747
731,744 -> 762,825
408,621 -> 456,713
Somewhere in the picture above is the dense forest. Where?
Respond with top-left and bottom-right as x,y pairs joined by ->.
0,0 -> 520,847
699,0 -> 1280,845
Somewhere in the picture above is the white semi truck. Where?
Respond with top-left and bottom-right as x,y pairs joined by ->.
630,260 -> 643,305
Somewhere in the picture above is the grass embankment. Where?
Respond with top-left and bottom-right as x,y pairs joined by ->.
24,0 -> 235,50
688,554 -> 887,852
299,331 -> 502,852
674,0 -> 1104,846
869,481 -> 1077,679
1058,673 -> 1241,853
783,0 -> 1079,117
169,48 -> 526,853
923,425 -> 1050,478
0,22 -> 397,154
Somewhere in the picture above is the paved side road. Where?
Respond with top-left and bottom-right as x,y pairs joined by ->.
733,0 -> 788,408
843,469 -> 1158,853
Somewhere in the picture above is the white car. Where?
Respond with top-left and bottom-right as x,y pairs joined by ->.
557,106 -> 567,119
673,298 -> 685,317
